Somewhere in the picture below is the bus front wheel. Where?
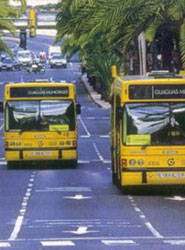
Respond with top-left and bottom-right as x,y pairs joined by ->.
7,161 -> 15,169
70,160 -> 77,168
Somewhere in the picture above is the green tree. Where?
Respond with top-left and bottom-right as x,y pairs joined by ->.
0,0 -> 26,56
56,0 -> 185,97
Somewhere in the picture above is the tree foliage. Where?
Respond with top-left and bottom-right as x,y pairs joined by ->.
0,0 -> 26,56
56,0 -> 185,95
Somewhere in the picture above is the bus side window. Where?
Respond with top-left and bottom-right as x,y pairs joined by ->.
0,102 -> 3,112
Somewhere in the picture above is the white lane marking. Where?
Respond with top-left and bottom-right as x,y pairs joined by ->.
86,117 -> 109,120
78,160 -> 90,164
166,196 -> 185,201
0,242 -> 11,247
9,216 -> 24,241
41,241 -> 75,246
64,194 -> 92,200
0,161 -> 7,165
80,135 -> 91,138
128,196 -> 163,238
87,108 -> 97,110
145,222 -> 163,239
102,240 -> 136,246
164,240 -> 185,245
0,124 -> 4,131
93,143 -> 104,162
9,171 -> 36,240
35,187 -> 92,192
103,160 -> 111,164
79,116 -> 91,137
99,135 -> 110,138
63,226 -> 99,235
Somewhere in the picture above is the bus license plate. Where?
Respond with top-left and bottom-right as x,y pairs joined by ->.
30,151 -> 51,156
157,173 -> 185,178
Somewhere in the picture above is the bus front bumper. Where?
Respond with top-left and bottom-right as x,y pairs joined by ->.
5,148 -> 77,161
121,168 -> 185,185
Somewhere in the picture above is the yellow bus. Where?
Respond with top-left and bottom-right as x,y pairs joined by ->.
111,71 -> 185,190
1,81 -> 81,168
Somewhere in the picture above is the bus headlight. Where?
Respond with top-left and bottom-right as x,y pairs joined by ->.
129,159 -> 136,166
138,159 -> 145,166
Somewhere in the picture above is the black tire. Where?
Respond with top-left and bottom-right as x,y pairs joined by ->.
7,161 -> 15,169
71,160 -> 77,168
112,173 -> 118,185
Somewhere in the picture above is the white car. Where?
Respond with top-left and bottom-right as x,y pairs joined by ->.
49,55 -> 67,68
16,50 -> 33,66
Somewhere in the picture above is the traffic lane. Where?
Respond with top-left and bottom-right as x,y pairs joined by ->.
81,116 -> 110,136
16,163 -> 157,241
4,238 -> 185,250
78,136 -> 111,164
0,65 -> 81,83
0,168 -> 36,240
132,191 -> 185,237
78,138 -> 99,162
27,35 -> 54,55
91,137 -> 111,164
78,126 -> 111,162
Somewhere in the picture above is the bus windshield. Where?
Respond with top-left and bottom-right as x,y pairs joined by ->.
123,103 -> 185,146
5,100 -> 75,132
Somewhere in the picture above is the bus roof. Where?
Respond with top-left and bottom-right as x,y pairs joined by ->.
119,71 -> 185,81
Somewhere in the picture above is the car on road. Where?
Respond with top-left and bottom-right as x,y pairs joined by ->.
16,50 -> 33,66
1,57 -> 22,71
49,55 -> 67,68
48,45 -> 61,61
11,45 -> 24,57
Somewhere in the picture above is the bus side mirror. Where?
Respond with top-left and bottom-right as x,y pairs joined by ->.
0,102 -> 3,112
76,103 -> 81,115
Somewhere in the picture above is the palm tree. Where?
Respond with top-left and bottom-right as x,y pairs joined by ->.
56,0 -> 185,97
0,0 -> 26,56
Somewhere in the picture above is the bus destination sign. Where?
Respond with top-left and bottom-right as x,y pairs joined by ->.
129,84 -> 185,99
10,87 -> 69,98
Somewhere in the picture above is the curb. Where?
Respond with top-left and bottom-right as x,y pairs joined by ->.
81,74 -> 110,109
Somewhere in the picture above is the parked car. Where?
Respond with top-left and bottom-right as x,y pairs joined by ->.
1,57 -> 22,71
49,55 -> 67,68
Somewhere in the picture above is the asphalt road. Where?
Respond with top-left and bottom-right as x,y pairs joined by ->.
0,35 -> 185,250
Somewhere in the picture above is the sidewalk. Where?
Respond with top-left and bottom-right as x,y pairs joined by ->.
81,74 -> 110,109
